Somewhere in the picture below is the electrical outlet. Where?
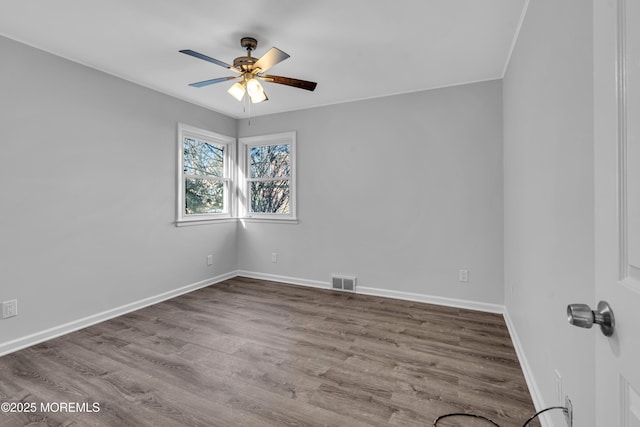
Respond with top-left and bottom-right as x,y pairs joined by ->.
564,396 -> 573,427
207,255 -> 213,266
459,269 -> 469,282
2,299 -> 18,319
271,252 -> 277,263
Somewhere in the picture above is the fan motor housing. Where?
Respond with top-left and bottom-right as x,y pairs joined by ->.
234,56 -> 257,71
240,37 -> 258,50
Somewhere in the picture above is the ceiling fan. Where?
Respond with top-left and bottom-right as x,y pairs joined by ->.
180,37 -> 317,104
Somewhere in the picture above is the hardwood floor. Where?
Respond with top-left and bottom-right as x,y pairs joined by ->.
0,277 -> 540,427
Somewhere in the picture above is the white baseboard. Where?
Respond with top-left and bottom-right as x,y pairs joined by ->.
235,270 -> 330,290
0,271 -> 237,357
503,307 -> 552,427
357,285 -> 504,314
236,270 -> 504,314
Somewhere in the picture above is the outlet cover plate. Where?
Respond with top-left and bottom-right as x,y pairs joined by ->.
2,299 -> 18,318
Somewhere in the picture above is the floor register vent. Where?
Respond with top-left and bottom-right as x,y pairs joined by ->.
331,275 -> 357,292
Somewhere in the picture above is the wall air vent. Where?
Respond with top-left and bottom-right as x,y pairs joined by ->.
331,275 -> 357,293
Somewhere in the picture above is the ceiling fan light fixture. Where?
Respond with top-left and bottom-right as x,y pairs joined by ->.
246,78 -> 263,96
246,77 -> 266,103
249,89 -> 267,104
227,81 -> 246,101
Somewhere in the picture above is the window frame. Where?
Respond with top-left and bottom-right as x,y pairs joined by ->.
239,131 -> 297,222
176,123 -> 236,225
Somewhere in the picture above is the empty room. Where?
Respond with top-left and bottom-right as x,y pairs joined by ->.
0,1 -> 637,426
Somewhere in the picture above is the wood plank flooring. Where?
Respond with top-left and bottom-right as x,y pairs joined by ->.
0,277 -> 540,427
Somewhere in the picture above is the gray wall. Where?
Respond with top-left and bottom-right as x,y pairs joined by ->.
0,36 -> 238,350
238,80 -> 504,305
503,1 -> 595,425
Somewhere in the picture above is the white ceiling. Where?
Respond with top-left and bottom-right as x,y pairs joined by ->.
0,0 -> 526,119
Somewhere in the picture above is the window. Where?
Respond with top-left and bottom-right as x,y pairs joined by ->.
240,132 -> 297,221
177,124 -> 235,224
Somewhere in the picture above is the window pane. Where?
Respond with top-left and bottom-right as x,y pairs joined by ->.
250,144 -> 290,179
183,137 -> 225,177
185,178 -> 224,214
250,180 -> 290,214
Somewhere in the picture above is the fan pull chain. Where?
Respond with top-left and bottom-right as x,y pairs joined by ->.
246,92 -> 252,126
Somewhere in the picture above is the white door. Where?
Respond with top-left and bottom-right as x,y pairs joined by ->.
594,0 -> 640,425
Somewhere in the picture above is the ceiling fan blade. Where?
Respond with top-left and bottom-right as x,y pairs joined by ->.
179,49 -> 241,73
188,76 -> 237,88
263,75 -> 317,91
253,47 -> 290,73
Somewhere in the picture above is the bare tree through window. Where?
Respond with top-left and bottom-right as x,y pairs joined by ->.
183,138 -> 225,214
249,144 -> 291,214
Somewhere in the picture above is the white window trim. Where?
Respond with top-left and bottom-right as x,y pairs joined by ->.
176,123 -> 236,226
239,131 -> 297,222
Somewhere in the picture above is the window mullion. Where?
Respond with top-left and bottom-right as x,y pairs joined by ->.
183,174 -> 229,182
246,177 -> 290,183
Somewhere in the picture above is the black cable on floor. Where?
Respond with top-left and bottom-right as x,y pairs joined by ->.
432,412 -> 501,426
521,406 -> 567,427
432,405 -> 568,427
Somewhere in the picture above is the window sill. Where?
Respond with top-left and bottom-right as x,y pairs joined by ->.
239,217 -> 299,225
175,218 -> 237,227
176,216 -> 299,226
